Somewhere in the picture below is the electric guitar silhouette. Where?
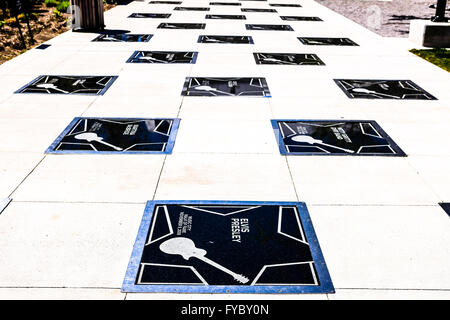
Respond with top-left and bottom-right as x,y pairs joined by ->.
74,132 -> 123,151
160,237 -> 250,284
292,135 -> 355,153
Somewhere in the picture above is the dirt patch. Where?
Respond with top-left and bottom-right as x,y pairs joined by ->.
316,0 -> 448,37
0,2 -> 116,65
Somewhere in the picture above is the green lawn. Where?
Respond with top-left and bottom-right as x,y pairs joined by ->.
410,48 -> 450,72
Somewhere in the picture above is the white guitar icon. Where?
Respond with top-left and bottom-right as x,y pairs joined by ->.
292,135 -> 355,153
74,132 -> 123,151
351,87 -> 400,99
193,85 -> 233,96
160,237 -> 250,284
138,56 -> 168,63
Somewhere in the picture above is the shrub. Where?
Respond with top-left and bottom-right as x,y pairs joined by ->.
45,0 -> 59,7
53,8 -> 62,19
56,1 -> 70,12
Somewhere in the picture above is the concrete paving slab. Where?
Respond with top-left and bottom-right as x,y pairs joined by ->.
324,56 -> 450,81
354,100 -> 450,123
190,55 -> 260,75
261,75 -> 344,98
196,40 -> 256,54
106,69 -> 191,97
195,51 -> 257,67
206,21 -> 250,33
407,156 -> 450,201
0,98 -> 93,120
45,30 -> 100,45
269,97 -> 369,120
411,79 -> 450,100
0,152 -> 44,197
308,205 -> 450,290
329,289 -> 450,300
155,153 -> 297,201
0,48 -> 81,76
255,63 -> 330,80
121,60 -> 195,75
47,51 -> 129,74
11,155 -> 165,203
0,118 -> 75,153
0,0 -> 449,299
288,157 -> 439,205
83,95 -> 183,118
126,292 -> 328,300
137,34 -> 201,51
0,75 -> 49,103
179,97 -> 272,119
0,202 -> 144,288
173,118 -> 278,154
0,288 -> 125,300
396,123 -> 450,155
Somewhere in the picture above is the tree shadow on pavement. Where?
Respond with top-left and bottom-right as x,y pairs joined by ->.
389,15 -> 428,21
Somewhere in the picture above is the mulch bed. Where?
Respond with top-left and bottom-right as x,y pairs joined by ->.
0,2 -> 116,65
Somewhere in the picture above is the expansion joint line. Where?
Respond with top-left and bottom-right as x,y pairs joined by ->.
151,97 -> 185,201
284,157 -> 300,202
8,155 -> 47,199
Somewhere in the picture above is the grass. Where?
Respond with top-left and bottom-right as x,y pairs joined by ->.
410,48 -> 450,72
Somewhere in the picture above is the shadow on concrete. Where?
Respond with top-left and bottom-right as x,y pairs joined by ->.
115,0 -> 134,5
97,29 -> 131,35
389,15 -> 428,21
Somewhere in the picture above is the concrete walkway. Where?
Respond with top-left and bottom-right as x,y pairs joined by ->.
0,0 -> 449,300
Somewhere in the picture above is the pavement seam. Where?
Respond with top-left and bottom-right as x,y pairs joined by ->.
7,155 -> 47,199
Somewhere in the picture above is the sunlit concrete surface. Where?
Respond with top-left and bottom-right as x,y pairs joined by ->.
0,0 -> 449,300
